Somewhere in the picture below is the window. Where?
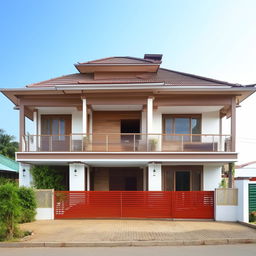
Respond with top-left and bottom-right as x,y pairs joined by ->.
41,115 -> 71,151
163,114 -> 201,142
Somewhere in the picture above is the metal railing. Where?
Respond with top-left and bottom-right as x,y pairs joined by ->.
22,133 -> 232,152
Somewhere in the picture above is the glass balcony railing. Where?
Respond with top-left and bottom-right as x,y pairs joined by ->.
22,133 -> 232,152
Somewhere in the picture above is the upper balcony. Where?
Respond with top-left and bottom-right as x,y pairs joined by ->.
7,90 -> 242,163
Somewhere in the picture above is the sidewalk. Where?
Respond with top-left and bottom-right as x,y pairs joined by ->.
3,219 -> 252,247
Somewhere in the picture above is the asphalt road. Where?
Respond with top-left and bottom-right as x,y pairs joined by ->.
1,244 -> 256,256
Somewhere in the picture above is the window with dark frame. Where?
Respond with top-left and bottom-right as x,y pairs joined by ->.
163,114 -> 201,142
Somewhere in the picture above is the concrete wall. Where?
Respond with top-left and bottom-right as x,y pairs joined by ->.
203,165 -> 222,190
215,205 -> 237,221
36,208 -> 54,220
35,189 -> 54,220
215,188 -> 238,221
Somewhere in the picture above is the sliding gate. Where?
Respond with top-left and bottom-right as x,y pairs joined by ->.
54,191 -> 214,219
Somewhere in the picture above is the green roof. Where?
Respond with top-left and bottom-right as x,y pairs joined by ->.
0,154 -> 19,172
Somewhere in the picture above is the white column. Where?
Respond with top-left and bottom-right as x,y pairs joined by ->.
203,165 -> 222,190
143,167 -> 147,191
82,98 -> 87,134
87,166 -> 90,191
19,163 -> 33,187
147,97 -> 154,133
69,163 -> 85,191
235,179 -> 249,223
89,109 -> 93,134
148,163 -> 162,191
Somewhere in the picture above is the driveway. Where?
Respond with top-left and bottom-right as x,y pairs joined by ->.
20,220 -> 256,243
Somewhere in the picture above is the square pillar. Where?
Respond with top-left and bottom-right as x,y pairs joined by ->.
69,163 -> 85,191
148,163 -> 162,191
87,166 -> 90,191
82,98 -> 87,134
147,97 -> 154,133
19,163 -> 33,187
19,104 -> 25,151
231,97 -> 236,152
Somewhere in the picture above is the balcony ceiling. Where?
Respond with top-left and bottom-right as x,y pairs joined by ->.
92,104 -> 143,111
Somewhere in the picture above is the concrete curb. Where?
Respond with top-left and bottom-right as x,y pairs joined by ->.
238,221 -> 256,230
1,238 -> 256,248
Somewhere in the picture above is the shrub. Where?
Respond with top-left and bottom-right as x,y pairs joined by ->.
17,187 -> 37,223
0,177 -> 17,186
31,165 -> 65,190
0,183 -> 21,240
249,211 -> 256,222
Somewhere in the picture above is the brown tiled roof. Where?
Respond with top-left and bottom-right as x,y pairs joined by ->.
27,68 -> 239,88
79,56 -> 159,64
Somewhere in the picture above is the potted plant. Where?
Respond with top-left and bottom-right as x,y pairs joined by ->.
149,138 -> 158,151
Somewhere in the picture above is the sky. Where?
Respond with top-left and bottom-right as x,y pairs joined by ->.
0,0 -> 255,163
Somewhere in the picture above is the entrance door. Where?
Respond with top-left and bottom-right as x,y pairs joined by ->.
41,115 -> 71,151
176,171 -> 190,191
125,177 -> 137,191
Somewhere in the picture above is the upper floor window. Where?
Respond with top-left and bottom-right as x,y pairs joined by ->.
163,114 -> 201,142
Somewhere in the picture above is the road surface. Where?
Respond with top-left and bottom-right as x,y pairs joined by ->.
0,244 -> 256,256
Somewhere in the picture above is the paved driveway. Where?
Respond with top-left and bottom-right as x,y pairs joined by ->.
20,220 -> 256,243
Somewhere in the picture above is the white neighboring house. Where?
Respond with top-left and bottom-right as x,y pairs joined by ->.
235,161 -> 256,179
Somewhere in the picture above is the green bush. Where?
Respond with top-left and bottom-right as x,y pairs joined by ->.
31,165 -> 65,190
0,183 -> 21,240
17,187 -> 37,223
249,211 -> 256,222
0,177 -> 16,186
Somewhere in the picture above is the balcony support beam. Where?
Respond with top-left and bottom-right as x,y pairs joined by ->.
147,97 -> 154,133
231,97 -> 236,152
19,104 -> 25,151
82,98 -> 87,135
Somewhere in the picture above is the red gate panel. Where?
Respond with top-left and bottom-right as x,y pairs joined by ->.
54,191 -> 214,219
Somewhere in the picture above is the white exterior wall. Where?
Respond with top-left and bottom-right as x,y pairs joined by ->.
152,108 -> 220,134
148,163 -> 162,191
36,208 -> 54,220
201,111 -> 220,134
235,179 -> 249,223
141,111 -> 147,133
69,163 -> 85,191
19,163 -> 33,187
72,111 -> 83,133
203,165 -> 222,190
37,107 -> 83,136
215,205 -> 237,222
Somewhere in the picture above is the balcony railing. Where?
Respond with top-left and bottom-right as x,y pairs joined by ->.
22,133 -> 232,152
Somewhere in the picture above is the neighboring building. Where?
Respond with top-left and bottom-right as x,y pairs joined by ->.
235,161 -> 256,179
0,154 -> 19,179
1,54 -> 255,219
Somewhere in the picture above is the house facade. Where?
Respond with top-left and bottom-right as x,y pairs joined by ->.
1,54 -> 255,196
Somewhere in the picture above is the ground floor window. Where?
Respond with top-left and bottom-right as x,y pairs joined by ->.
162,166 -> 203,191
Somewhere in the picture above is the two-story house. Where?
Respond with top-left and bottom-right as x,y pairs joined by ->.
1,54 -> 255,219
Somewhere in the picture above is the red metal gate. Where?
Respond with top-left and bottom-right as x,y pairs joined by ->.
54,191 -> 214,219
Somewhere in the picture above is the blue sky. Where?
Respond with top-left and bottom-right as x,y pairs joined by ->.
0,0 -> 256,161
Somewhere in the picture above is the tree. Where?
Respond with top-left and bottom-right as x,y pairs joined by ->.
0,129 -> 19,159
